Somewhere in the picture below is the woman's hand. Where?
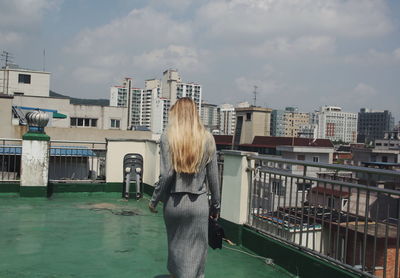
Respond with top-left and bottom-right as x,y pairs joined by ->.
210,213 -> 219,220
148,203 -> 158,213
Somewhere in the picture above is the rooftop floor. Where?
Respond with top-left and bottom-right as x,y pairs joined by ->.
0,193 -> 292,278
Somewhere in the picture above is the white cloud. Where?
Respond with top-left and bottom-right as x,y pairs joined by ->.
65,8 -> 192,56
0,0 -> 61,48
133,45 -> 203,73
72,67 -> 113,84
394,48 -> 400,60
196,0 -> 393,40
251,36 -> 336,57
344,48 -> 400,65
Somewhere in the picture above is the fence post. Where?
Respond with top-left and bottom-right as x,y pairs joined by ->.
220,150 -> 256,225
20,111 -> 50,197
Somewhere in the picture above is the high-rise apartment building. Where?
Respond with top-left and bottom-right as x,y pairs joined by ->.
357,108 -> 394,143
201,102 -> 219,133
283,107 -> 310,137
270,107 -> 310,137
316,106 -> 358,143
161,69 -> 202,112
110,70 -> 202,133
219,104 -> 236,135
270,110 -> 285,137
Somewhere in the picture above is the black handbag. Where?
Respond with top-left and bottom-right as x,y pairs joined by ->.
208,218 -> 225,249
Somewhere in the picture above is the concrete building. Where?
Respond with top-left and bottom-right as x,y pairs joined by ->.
270,110 -> 285,137
151,97 -> 170,134
283,107 -> 310,137
0,67 -> 50,97
219,104 -> 236,135
201,102 -> 219,133
233,107 -> 272,145
0,94 -> 152,142
110,70 -> 202,134
316,106 -> 358,143
357,108 -> 395,143
270,107 -> 310,138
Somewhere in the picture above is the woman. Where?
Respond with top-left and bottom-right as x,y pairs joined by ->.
149,97 -> 220,278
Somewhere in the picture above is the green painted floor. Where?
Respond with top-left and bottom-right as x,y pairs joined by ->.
0,193 -> 292,278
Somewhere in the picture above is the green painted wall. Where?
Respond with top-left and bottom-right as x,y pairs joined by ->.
0,183 -> 19,193
20,186 -> 47,197
240,227 -> 361,278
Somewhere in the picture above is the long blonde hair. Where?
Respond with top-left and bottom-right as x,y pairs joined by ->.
167,98 -> 214,174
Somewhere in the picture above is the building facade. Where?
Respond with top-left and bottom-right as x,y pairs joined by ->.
316,106 -> 358,143
201,102 -> 219,133
219,103 -> 236,135
357,108 -> 394,143
270,110 -> 285,137
0,67 -> 50,97
233,107 -> 272,145
110,70 -> 202,134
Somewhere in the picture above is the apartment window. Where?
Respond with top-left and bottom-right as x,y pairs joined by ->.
297,155 -> 305,161
18,74 -> 31,84
70,117 -> 97,127
246,113 -> 252,121
313,156 -> 319,163
297,182 -> 312,191
110,119 -> 120,128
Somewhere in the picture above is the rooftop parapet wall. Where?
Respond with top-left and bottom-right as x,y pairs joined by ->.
105,139 -> 159,186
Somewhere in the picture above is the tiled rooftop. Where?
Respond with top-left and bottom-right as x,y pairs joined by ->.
0,193 -> 292,278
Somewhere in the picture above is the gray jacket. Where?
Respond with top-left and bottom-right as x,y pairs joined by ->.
150,133 -> 220,213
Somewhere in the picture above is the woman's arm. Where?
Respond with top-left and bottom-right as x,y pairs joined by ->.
207,147 -> 221,217
149,135 -> 174,210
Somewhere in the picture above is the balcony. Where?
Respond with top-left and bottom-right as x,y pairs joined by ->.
1,137 -> 400,278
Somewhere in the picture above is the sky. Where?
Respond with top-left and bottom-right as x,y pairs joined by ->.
1,0 -> 399,120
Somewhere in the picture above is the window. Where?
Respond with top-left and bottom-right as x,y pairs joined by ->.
297,155 -> 305,161
246,112 -> 252,121
18,74 -> 31,84
297,182 -> 312,191
110,119 -> 120,129
70,117 -> 97,127
313,156 -> 319,163
272,181 -> 285,196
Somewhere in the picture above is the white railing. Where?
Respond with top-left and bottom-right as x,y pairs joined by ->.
247,155 -> 400,278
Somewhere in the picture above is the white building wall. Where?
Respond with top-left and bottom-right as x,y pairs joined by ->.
11,95 -> 128,130
219,104 -> 236,135
316,106 -> 358,143
0,68 -> 50,97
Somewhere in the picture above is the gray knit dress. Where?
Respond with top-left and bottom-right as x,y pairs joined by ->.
150,133 -> 221,278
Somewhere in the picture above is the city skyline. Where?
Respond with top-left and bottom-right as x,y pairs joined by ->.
1,0 -> 399,119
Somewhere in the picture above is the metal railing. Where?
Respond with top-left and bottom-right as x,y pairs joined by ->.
0,138 -> 22,181
247,155 -> 400,278
49,140 -> 107,182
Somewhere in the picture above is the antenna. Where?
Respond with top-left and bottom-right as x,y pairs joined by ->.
1,50 -> 14,95
0,50 -> 13,68
253,85 -> 258,106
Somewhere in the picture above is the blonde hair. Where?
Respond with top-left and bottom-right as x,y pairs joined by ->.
167,98 -> 214,174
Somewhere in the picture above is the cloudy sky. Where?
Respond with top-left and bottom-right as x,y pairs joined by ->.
1,0 -> 399,119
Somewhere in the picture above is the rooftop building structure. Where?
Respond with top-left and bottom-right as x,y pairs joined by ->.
201,102 -> 219,133
316,106 -> 358,143
233,107 -> 272,145
0,67 -> 50,97
218,103 -> 236,135
357,108 -> 394,144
